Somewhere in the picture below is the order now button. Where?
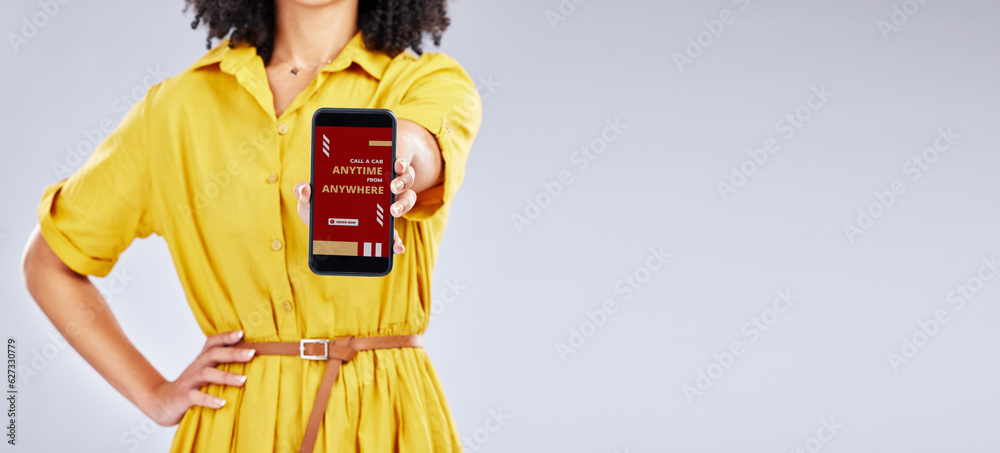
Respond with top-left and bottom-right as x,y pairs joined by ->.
328,218 -> 358,226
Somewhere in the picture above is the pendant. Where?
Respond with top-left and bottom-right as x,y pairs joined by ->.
290,67 -> 299,76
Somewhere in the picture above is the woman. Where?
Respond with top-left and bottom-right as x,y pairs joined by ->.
20,0 -> 481,451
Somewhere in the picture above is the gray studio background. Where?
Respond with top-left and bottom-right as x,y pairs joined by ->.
2,0 -> 999,452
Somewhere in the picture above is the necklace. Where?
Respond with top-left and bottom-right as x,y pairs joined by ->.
272,56 -> 334,77
289,59 -> 333,76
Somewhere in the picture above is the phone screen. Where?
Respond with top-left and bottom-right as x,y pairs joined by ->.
309,109 -> 396,276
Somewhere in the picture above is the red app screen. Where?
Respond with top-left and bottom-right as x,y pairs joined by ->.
312,125 -> 393,257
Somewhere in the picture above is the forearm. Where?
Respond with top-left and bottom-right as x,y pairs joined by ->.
398,119 -> 444,194
21,225 -> 166,416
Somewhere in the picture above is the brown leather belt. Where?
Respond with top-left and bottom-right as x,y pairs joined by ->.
229,334 -> 423,453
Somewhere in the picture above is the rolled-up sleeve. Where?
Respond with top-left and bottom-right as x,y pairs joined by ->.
389,53 -> 483,221
37,84 -> 159,277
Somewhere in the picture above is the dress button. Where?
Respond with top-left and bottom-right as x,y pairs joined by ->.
266,173 -> 278,184
282,301 -> 293,312
277,123 -> 289,135
270,239 -> 283,251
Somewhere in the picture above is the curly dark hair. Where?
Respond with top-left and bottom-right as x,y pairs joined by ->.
184,0 -> 450,64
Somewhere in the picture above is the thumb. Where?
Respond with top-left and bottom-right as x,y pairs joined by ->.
294,181 -> 311,201
294,182 -> 311,226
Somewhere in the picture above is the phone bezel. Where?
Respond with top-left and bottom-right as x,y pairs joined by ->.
308,107 -> 396,277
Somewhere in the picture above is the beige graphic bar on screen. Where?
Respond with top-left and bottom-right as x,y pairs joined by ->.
314,240 -> 358,256
368,140 -> 392,147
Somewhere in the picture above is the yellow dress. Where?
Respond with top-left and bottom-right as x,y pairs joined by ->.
36,31 -> 482,453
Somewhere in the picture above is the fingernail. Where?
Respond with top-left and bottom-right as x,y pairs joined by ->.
392,204 -> 403,216
393,180 -> 404,193
235,330 -> 243,339
218,399 -> 226,407
238,375 -> 247,384
245,349 -> 255,358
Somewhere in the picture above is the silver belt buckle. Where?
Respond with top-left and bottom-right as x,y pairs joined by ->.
299,339 -> 329,360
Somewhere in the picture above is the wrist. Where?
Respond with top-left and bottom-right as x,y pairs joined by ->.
136,377 -> 169,420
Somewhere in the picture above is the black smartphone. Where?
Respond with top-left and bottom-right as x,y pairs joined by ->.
309,108 -> 396,276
